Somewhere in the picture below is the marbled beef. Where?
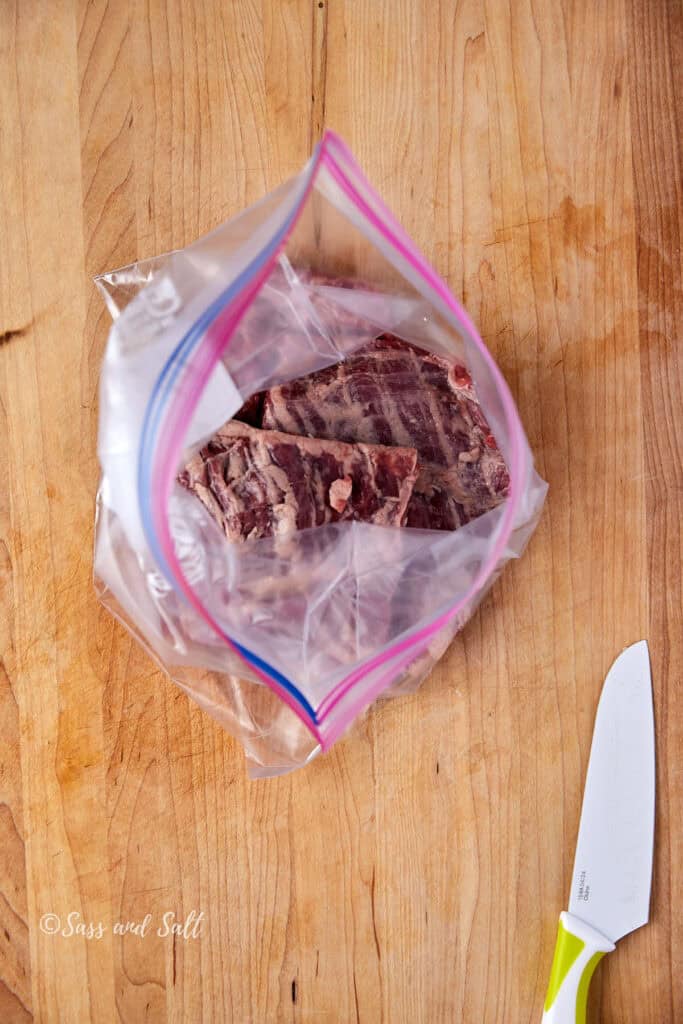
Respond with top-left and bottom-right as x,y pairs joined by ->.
179,420 -> 418,543
262,335 -> 509,530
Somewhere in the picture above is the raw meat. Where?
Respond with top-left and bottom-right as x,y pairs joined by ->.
179,420 -> 418,543
298,271 -> 384,347
233,392 -> 264,427
219,264 -> 380,401
262,334 -> 509,530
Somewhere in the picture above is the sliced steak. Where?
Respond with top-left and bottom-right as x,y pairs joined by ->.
262,335 -> 509,530
179,420 -> 418,543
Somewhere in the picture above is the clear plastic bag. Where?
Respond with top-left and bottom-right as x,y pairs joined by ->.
94,131 -> 547,777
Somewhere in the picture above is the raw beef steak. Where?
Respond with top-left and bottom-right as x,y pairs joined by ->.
262,335 -> 509,530
298,271 -> 383,347
219,265 -> 380,401
179,420 -> 418,543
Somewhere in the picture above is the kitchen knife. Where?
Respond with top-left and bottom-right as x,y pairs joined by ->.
541,640 -> 655,1023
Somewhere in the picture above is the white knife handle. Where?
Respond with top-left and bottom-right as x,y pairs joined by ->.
541,912 -> 615,1023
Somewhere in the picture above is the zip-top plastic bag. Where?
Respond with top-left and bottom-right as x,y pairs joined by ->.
94,131 -> 547,777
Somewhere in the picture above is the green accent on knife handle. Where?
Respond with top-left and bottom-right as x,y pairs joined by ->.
574,952 -> 605,1023
541,912 -> 615,1023
544,919 -> 585,1011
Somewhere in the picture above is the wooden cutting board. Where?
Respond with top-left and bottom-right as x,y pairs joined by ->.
1,1 -> 680,1021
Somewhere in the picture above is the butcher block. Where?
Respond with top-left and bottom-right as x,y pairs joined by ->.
0,1 -> 681,1021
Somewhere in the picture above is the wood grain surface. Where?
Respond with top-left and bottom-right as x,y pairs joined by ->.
1,1 -> 681,1021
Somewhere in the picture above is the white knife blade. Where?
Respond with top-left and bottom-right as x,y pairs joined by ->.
569,639 -> 655,941
541,641 -> 656,1022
